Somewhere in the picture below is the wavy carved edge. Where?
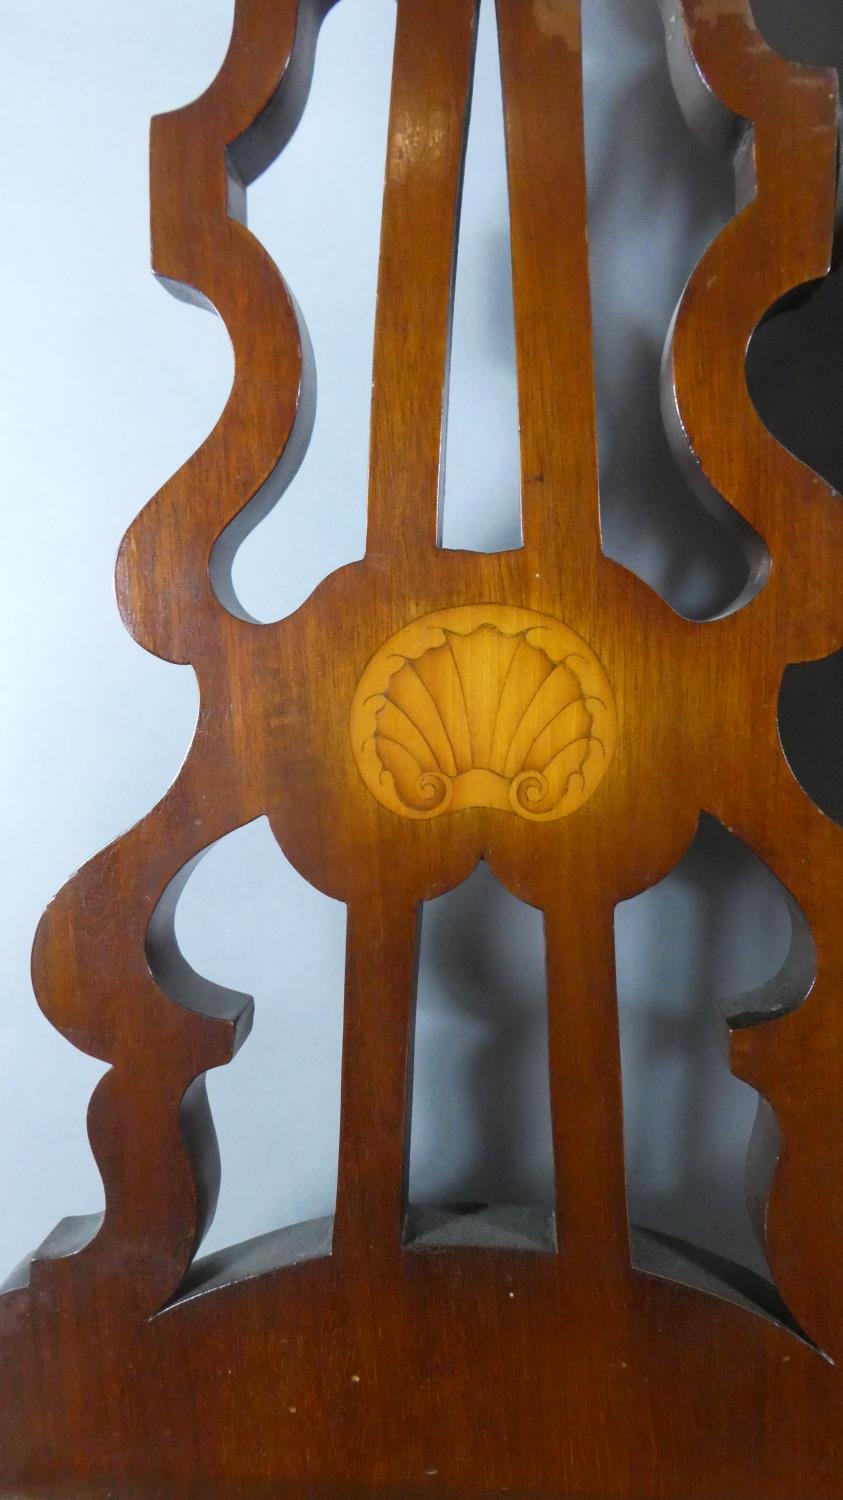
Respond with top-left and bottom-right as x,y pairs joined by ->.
660,0 -> 842,639
659,0 -> 843,1358
12,0 -> 334,1317
1,0 -> 841,1366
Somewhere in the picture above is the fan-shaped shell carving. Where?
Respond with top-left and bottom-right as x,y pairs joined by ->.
350,604 -> 617,821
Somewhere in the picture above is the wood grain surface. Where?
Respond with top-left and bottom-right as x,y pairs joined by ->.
1,0 -> 842,1496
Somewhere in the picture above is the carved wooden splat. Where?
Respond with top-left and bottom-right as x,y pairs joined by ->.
2,1 -> 842,1496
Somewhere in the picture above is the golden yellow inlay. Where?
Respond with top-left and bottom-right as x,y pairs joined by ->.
350,604 -> 616,822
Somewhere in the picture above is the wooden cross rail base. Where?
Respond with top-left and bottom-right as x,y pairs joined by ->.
1,1 -> 842,1497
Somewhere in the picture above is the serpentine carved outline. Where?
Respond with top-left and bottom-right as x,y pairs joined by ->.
5,0 -> 842,1381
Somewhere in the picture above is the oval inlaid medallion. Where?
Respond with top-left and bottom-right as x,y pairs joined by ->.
350,604 -> 617,821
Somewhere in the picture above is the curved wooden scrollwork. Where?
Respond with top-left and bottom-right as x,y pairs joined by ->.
2,1 -> 843,1496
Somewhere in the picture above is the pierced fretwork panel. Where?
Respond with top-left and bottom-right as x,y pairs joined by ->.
2,2 -> 842,1497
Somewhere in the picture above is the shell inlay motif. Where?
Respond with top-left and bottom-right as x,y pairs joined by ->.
350,605 -> 617,821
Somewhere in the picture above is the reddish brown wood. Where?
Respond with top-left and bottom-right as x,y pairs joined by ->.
1,0 -> 842,1495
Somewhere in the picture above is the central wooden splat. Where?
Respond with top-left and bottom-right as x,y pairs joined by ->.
4,0 -> 843,1496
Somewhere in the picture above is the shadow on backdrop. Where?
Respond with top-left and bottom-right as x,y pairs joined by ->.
411,0 -> 843,1275
154,0 -> 843,1272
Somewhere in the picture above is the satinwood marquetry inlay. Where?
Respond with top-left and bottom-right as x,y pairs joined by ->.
350,604 -> 616,821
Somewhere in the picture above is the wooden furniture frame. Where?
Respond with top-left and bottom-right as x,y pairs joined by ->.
2,1 -> 842,1496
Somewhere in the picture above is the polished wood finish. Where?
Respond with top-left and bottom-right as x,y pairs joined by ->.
1,1 -> 842,1495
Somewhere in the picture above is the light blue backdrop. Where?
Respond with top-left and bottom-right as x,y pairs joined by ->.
1,0 -> 840,1283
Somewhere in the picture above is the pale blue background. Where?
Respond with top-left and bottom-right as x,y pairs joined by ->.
0,0 -> 840,1282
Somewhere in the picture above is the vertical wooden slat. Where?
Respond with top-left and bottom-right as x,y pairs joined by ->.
497,0 -> 601,563
333,898 -> 419,1256
366,0 -> 479,559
